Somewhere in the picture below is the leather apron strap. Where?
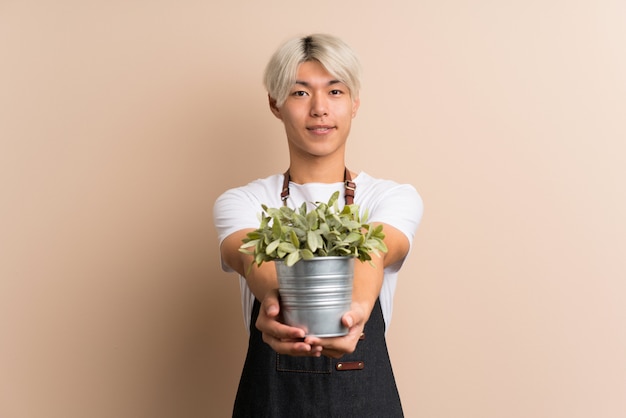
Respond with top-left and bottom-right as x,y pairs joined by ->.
281,168 -> 356,206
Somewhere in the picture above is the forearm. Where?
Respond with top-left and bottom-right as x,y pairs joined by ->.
221,229 -> 279,301
351,253 -> 385,322
243,257 -> 280,301
351,222 -> 407,319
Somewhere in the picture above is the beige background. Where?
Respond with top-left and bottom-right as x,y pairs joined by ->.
1,1 -> 625,417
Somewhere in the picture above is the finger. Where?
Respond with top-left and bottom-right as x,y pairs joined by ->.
305,327 -> 363,356
257,318 -> 306,340
341,312 -> 354,328
262,335 -> 323,357
261,291 -> 281,318
320,348 -> 344,359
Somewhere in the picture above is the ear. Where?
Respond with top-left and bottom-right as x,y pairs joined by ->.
351,97 -> 360,118
268,95 -> 282,120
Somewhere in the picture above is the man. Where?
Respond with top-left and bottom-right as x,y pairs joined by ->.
214,34 -> 423,417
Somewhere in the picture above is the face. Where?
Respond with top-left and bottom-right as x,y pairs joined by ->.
270,60 -> 360,162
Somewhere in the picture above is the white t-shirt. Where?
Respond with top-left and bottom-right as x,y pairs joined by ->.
213,172 -> 424,332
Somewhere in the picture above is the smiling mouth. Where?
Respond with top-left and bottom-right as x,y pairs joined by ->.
307,126 -> 335,134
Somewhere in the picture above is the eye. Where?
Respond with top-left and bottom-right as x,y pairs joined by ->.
330,89 -> 343,96
292,90 -> 309,97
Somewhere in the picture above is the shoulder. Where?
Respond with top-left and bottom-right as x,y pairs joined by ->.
354,172 -> 424,242
356,172 -> 422,209
214,174 -> 284,211
213,174 -> 286,244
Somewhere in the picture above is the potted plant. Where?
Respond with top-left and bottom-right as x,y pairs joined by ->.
239,191 -> 387,336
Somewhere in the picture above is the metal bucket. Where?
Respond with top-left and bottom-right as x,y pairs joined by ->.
275,256 -> 354,337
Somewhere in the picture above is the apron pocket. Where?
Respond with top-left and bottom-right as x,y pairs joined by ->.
276,354 -> 333,374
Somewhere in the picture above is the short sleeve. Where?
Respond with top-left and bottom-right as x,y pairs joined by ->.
366,183 -> 424,249
214,189 -> 262,244
213,174 -> 284,272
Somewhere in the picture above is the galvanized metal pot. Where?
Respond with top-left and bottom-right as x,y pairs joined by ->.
275,256 -> 354,337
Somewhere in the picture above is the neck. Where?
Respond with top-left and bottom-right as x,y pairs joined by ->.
287,157 -> 347,184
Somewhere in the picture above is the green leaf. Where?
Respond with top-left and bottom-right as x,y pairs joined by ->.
290,230 -> 300,248
286,251 -> 301,266
298,201 -> 307,216
343,220 -> 362,230
239,239 -> 258,249
307,230 -> 319,252
343,231 -> 363,244
272,217 -> 282,238
327,191 -> 339,207
300,249 -> 315,260
293,213 -> 307,230
278,242 -> 297,253
306,210 -> 318,229
340,204 -> 352,215
372,224 -> 385,235
368,238 -> 388,253
266,239 -> 280,255
267,207 -> 281,218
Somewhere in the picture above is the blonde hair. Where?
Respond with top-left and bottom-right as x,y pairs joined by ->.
263,34 -> 362,107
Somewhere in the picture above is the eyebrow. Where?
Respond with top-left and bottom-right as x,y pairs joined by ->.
294,80 -> 342,87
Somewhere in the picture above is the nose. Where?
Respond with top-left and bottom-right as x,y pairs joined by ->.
310,94 -> 328,117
